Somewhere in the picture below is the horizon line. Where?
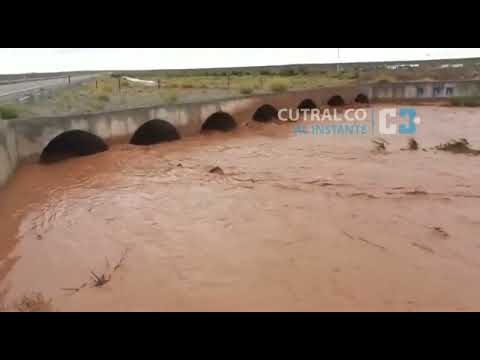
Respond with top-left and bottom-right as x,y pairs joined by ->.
1,55 -> 479,76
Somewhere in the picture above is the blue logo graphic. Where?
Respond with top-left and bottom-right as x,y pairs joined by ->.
399,108 -> 418,134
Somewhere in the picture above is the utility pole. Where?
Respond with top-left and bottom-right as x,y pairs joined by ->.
337,48 -> 341,73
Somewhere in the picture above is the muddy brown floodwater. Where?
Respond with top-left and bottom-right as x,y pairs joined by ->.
2,105 -> 480,311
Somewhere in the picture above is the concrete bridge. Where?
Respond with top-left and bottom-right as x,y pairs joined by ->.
0,85 -> 371,186
3,78 -> 478,187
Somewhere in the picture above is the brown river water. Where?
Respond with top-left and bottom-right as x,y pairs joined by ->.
2,105 -> 480,311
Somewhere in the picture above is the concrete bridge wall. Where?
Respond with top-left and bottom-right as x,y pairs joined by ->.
0,120 -> 19,187
369,80 -> 480,100
0,85 -> 369,187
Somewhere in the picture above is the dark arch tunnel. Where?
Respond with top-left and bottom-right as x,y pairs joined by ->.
40,130 -> 108,163
354,93 -> 369,104
202,112 -> 237,132
130,119 -> 180,145
253,104 -> 278,122
298,99 -> 318,110
327,95 -> 346,107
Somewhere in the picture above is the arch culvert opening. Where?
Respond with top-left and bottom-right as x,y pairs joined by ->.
327,95 -> 345,107
130,119 -> 180,145
202,112 -> 237,132
253,104 -> 278,122
298,99 -> 318,110
355,94 -> 369,104
40,130 -> 108,163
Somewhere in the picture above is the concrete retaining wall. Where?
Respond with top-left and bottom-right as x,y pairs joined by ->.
0,119 -> 19,187
370,80 -> 480,101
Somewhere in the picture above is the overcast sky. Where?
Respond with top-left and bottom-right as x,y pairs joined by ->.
1,48 -> 480,74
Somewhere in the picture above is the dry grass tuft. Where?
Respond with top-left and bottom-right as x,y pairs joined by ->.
164,90 -> 178,105
1,292 -> 53,312
269,79 -> 289,93
239,86 -> 254,95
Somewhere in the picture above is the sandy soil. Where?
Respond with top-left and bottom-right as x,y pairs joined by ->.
1,105 -> 480,311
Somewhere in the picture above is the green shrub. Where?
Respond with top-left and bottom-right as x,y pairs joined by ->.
279,68 -> 298,76
98,95 -> 110,102
450,96 -> 480,107
269,79 -> 289,93
450,98 -> 463,106
329,71 -> 349,79
0,106 -> 18,119
100,83 -> 113,93
164,91 -> 178,104
298,67 -> 309,75
341,71 -> 358,79
120,79 -> 131,88
239,86 -> 254,95
93,103 -> 106,111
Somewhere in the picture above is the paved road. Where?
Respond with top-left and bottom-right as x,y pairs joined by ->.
0,74 -> 98,101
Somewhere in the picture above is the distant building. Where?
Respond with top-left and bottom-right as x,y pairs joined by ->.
385,64 -> 420,71
439,63 -> 464,69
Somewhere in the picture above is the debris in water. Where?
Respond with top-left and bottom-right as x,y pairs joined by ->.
90,270 -> 111,287
371,137 -> 388,152
408,138 -> 419,151
405,188 -> 428,196
435,138 -> 480,155
209,166 -> 224,175
62,247 -> 130,293
432,226 -> 449,238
